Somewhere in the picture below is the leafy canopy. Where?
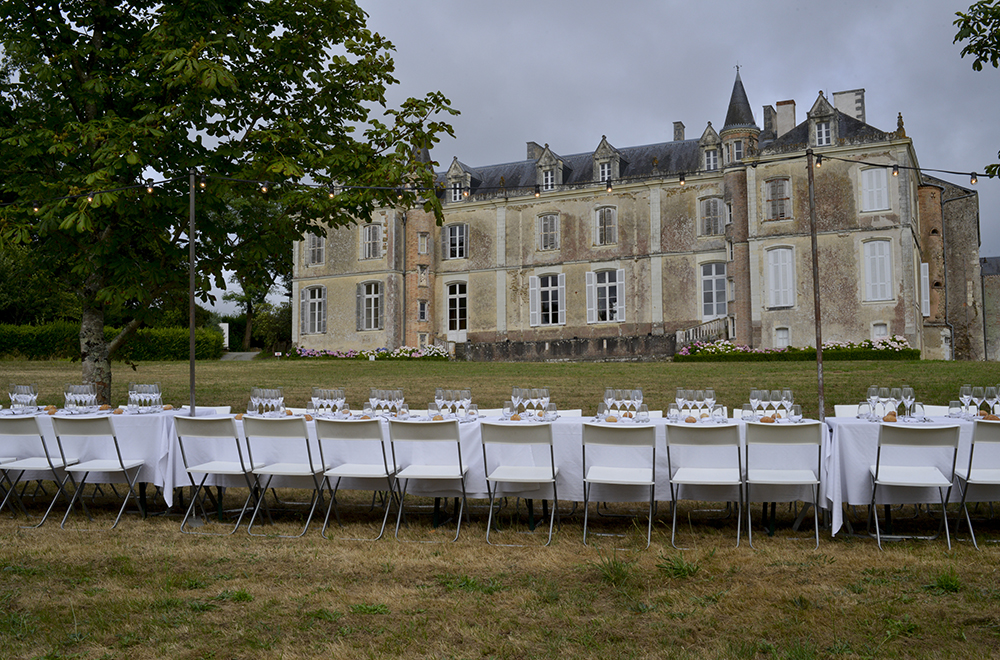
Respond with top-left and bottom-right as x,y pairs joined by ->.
955,0 -> 1000,177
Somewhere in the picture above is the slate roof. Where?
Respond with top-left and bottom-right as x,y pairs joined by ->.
760,109 -> 893,155
722,72 -> 758,131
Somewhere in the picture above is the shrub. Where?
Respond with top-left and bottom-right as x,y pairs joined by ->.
0,323 -> 223,361
286,344 -> 449,361
674,335 -> 920,362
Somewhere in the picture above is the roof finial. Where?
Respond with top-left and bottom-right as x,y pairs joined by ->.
735,62 -> 741,75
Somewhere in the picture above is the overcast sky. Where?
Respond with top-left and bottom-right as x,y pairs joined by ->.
363,0 -> 999,253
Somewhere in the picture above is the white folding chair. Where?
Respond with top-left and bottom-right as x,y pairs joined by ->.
175,416 -> 259,535
666,423 -> 743,549
244,416 -> 325,538
52,416 -> 144,530
957,419 -> 1000,549
0,416 -> 78,526
581,423 -> 656,549
481,421 -> 559,546
868,424 -> 960,550
833,404 -> 862,418
745,421 -> 824,549
315,418 -> 397,541
388,419 -> 469,543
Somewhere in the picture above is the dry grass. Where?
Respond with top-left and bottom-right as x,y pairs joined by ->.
4,358 -> 1000,658
3,489 -> 1000,659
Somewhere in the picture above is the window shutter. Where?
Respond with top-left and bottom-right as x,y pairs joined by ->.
554,216 -> 560,249
615,268 -> 626,322
770,249 -> 792,307
586,271 -> 597,324
441,228 -> 449,260
377,283 -> 384,330
300,289 -> 309,334
557,273 -> 567,325
874,169 -> 887,210
356,283 -> 363,331
319,287 -> 327,333
528,275 -> 540,327
921,263 -> 930,317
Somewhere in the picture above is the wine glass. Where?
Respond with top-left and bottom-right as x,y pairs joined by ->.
704,388 -> 716,413
529,388 -> 541,417
369,388 -> 379,415
511,387 -> 523,414
435,388 -> 445,413
959,384 -> 973,419
759,390 -> 770,417
632,389 -> 643,413
889,387 -> 902,416
620,389 -> 632,416
676,388 -> 687,415
693,390 -> 705,416
749,389 -> 760,418
460,389 -> 471,414
972,386 -> 985,417
770,390 -> 782,416
781,388 -> 793,417
985,386 -> 998,415
867,387 -> 879,420
901,387 -> 915,419
539,388 -> 550,412
878,387 -> 890,418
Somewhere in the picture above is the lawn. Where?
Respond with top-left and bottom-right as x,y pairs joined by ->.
2,357 -> 1000,659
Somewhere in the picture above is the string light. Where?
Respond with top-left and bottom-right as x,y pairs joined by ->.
86,192 -> 94,203
892,165 -> 899,177
971,172 -> 978,185
606,178 -> 613,193
31,201 -> 40,213
145,179 -> 155,194
328,185 -> 336,199
260,181 -> 270,194
678,173 -> 685,185
198,175 -> 207,189
462,187 -> 469,198
534,185 -> 540,197
815,154 -> 823,168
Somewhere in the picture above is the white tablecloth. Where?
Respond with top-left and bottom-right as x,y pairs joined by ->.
822,416 -> 998,536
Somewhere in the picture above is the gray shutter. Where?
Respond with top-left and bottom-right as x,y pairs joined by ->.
378,282 -> 385,330
557,273 -> 566,325
442,227 -> 449,260
586,271 -> 596,324
356,283 -> 363,331
615,268 -> 626,322
300,289 -> 309,335
319,286 -> 327,333
528,276 -> 540,327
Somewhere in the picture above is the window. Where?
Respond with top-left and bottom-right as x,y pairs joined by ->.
726,202 -> 733,225
767,247 -> 794,308
300,286 -> 326,334
816,121 -> 831,146
417,232 -> 429,254
701,198 -> 722,235
417,300 -> 428,322
733,140 -> 743,161
701,263 -> 727,320
417,264 -> 428,287
775,327 -> 790,349
451,183 -> 463,202
537,214 -> 559,251
586,268 -> 626,323
356,281 -> 383,331
542,169 -> 554,191
595,207 -> 617,245
417,332 -> 428,348
599,162 -> 611,182
447,282 -> 467,332
921,262 -> 930,317
705,148 -> 718,171
863,240 -> 892,301
765,178 -> 790,220
361,223 -> 382,260
305,233 -> 324,266
861,168 -> 889,212
529,274 -> 566,326
442,224 -> 468,260
872,323 -> 888,341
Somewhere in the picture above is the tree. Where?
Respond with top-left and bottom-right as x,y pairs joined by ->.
955,0 -> 1000,177
0,0 -> 456,402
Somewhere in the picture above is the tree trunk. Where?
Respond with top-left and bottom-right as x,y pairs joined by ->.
80,302 -> 112,405
242,300 -> 254,351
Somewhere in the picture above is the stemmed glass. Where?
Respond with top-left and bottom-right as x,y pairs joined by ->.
693,390 -> 705,416
632,389 -> 643,414
889,387 -> 902,417
435,388 -> 445,414
749,389 -> 761,419
867,387 -> 879,420
770,390 -> 782,416
605,388 -> 617,416
972,386 -> 985,417
369,388 -> 379,415
986,386 -> 998,416
704,388 -> 716,415
676,388 -> 687,416
529,388 -> 541,417
959,384 -> 973,420
878,387 -> 890,418
511,387 -> 523,415
759,390 -> 770,417
460,389 -> 471,415
539,388 -> 550,414
901,387 -> 915,419
781,388 -> 794,418
621,389 -> 632,417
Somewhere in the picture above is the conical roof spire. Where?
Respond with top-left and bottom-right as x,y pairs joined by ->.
723,71 -> 758,131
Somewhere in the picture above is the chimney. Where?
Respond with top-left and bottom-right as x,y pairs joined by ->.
526,141 -> 544,160
776,100 -> 796,138
673,121 -> 685,141
762,105 -> 776,137
833,88 -> 865,124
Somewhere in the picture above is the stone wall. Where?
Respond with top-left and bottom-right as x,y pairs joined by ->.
458,334 -> 676,362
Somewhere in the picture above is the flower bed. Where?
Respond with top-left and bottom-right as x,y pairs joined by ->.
286,344 -> 449,360
674,336 -> 920,362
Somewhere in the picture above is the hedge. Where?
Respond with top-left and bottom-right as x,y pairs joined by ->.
0,322 -> 224,361
674,347 -> 921,362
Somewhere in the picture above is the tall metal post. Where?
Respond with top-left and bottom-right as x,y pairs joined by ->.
188,170 -> 197,417
806,150 -> 825,421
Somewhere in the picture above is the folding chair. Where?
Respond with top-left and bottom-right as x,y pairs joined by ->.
53,416 -> 144,530
868,423 -> 960,550
175,416 -> 259,535
315,418 -> 397,541
244,416 -> 326,538
1,416 -> 80,525
388,419 -> 469,543
581,423 -> 656,549
666,422 -> 743,549
745,420 -> 824,549
957,419 -> 1000,549
481,421 -> 559,546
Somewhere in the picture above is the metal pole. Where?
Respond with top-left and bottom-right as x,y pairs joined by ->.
189,170 -> 197,417
806,150 -> 825,422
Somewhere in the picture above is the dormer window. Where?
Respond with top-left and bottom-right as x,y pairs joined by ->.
599,162 -> 611,182
705,149 -> 718,171
816,121 -> 831,146
450,183 -> 463,202
543,169 -> 555,191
